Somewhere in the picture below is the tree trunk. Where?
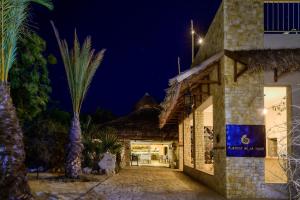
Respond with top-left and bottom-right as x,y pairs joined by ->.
0,83 -> 32,199
65,114 -> 83,178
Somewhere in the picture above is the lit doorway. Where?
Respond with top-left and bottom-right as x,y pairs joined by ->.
130,141 -> 173,167
264,87 -> 288,183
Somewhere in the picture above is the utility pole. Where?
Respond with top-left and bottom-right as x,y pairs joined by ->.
178,57 -> 181,75
191,20 -> 195,65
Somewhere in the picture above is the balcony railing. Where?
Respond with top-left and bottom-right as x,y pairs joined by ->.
264,1 -> 300,33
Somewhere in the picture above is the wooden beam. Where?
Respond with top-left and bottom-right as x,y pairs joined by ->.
206,76 -> 210,96
199,85 -> 203,104
274,68 -> 278,82
198,80 -> 219,84
233,60 -> 248,82
237,66 -> 248,79
234,60 -> 238,82
217,61 -> 221,85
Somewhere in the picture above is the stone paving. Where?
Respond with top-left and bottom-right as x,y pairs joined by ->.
88,166 -> 225,200
30,167 -> 225,200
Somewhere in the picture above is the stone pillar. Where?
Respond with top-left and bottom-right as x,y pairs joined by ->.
183,114 -> 193,168
123,140 -> 131,167
223,1 -> 266,198
194,104 -> 205,170
178,121 -> 184,171
224,57 -> 265,199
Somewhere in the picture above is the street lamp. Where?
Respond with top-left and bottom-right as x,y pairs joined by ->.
197,37 -> 203,45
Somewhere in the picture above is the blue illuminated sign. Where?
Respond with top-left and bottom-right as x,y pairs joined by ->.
226,125 -> 266,157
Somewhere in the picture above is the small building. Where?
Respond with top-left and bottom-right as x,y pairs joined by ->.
101,93 -> 178,168
160,0 -> 300,199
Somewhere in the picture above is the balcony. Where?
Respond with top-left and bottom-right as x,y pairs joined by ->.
264,1 -> 300,49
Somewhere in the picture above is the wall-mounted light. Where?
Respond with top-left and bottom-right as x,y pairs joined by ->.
263,108 -> 268,115
184,90 -> 194,114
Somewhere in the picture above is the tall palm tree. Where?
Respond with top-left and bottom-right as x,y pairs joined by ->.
0,0 -> 53,198
51,22 -> 105,178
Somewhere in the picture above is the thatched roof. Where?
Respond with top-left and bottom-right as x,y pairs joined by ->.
159,48 -> 300,128
134,93 -> 160,111
225,49 -> 300,73
100,94 -> 177,141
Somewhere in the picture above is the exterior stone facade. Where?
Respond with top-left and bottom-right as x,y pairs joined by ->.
173,0 -> 300,199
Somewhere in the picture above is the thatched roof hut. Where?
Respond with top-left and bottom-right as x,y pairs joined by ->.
100,93 -> 178,141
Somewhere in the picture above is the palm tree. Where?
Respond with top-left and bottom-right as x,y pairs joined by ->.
0,0 -> 53,198
51,22 -> 105,178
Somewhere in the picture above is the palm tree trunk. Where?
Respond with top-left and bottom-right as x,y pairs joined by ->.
0,83 -> 32,199
65,114 -> 83,178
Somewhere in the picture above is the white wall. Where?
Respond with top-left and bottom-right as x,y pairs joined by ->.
264,34 -> 300,49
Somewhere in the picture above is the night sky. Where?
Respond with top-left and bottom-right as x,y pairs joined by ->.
31,0 -> 221,116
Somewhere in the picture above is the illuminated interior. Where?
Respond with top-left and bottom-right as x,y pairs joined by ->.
203,104 -> 214,174
130,141 -> 172,167
264,87 -> 288,183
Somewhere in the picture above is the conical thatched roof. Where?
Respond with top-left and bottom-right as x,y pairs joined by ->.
134,93 -> 160,111
100,94 -> 177,141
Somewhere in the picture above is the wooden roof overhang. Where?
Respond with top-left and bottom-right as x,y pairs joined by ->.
159,52 -> 223,128
225,49 -> 300,82
160,48 -> 300,128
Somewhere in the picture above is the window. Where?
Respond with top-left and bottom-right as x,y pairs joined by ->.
264,87 -> 288,183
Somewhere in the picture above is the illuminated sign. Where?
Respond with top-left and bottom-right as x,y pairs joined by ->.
226,125 -> 266,157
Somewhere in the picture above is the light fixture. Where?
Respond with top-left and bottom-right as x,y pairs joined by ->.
191,30 -> 195,35
197,37 -> 203,45
263,108 -> 268,115
184,90 -> 194,114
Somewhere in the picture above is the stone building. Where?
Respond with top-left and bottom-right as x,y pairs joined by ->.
101,93 -> 178,168
160,0 -> 300,199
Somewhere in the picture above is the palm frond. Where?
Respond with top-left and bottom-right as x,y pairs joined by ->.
30,0 -> 53,10
51,22 -> 106,115
0,0 -> 53,82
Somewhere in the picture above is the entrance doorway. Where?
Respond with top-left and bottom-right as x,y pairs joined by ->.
130,141 -> 172,167
264,87 -> 288,183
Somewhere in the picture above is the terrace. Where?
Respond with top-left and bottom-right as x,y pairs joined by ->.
264,1 -> 300,48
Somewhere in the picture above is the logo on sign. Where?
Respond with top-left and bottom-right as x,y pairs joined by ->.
241,134 -> 250,145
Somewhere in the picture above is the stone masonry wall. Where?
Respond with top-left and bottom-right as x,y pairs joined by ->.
183,114 -> 194,168
178,120 -> 184,170
194,108 -> 204,170
224,0 -> 264,50
223,0 -> 270,198
194,2 -> 224,65
224,56 -> 266,199
184,60 -> 227,196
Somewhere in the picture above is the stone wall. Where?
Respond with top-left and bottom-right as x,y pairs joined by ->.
180,0 -> 297,199
224,55 -> 266,199
178,121 -> 184,170
224,0 -> 264,50
183,114 -> 194,168
194,2 -> 224,65
183,60 -> 227,196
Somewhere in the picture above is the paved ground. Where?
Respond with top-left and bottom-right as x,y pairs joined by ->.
30,167 -> 225,200
88,166 -> 225,200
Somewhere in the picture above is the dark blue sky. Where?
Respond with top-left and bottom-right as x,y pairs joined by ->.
32,0 -> 221,115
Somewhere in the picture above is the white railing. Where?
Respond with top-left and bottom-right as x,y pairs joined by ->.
264,2 -> 300,33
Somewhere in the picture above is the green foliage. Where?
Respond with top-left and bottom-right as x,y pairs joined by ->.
51,22 -> 105,115
24,109 -> 70,170
9,33 -> 53,122
96,127 -> 122,154
0,0 -> 53,82
82,124 -> 122,168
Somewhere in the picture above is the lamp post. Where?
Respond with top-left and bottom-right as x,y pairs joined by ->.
190,19 -> 204,66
